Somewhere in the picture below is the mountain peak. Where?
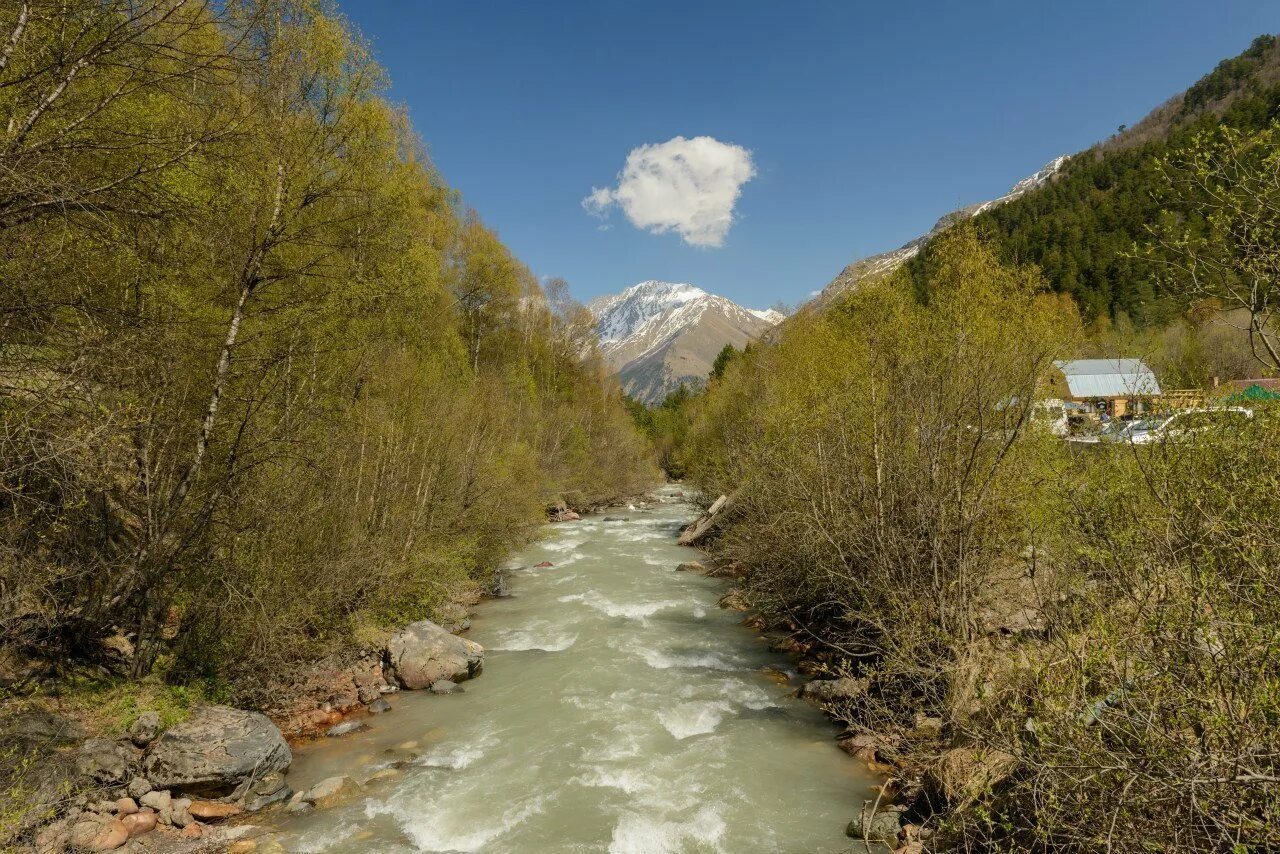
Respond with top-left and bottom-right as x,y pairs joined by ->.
591,281 -> 781,403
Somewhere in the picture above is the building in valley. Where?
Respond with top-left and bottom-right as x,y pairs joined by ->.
1049,358 -> 1161,418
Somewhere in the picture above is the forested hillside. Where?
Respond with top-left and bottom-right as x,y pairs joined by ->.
0,0 -> 654,698
904,35 -> 1280,324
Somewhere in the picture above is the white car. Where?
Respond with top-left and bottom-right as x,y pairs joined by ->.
1105,407 -> 1253,445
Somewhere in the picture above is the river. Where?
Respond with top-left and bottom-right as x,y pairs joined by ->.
271,486 -> 875,853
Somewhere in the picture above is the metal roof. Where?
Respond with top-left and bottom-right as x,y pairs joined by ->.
1053,359 -> 1161,398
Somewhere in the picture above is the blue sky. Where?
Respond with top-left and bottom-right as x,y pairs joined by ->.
339,1 -> 1277,309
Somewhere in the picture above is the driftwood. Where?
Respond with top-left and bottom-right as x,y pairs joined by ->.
677,493 -> 733,547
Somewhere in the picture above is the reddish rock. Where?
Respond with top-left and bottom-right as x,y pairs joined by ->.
180,822 -> 204,839
120,810 -> 157,837
90,820 -> 129,851
187,800 -> 242,820
534,561 -> 553,568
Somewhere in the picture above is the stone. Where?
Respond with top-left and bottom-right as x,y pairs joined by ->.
120,810 -> 157,837
180,822 -> 204,839
187,799 -> 242,820
429,680 -> 462,695
0,709 -> 86,749
139,789 -> 170,812
717,588 -> 750,611
241,770 -> 292,812
436,603 -> 472,634
126,777 -> 152,799
924,746 -> 1018,809
490,572 -> 512,598
367,697 -> 392,714
303,775 -> 350,806
534,561 -> 553,568
76,738 -> 139,785
325,719 -> 369,738
384,620 -> 484,690
142,705 -> 291,797
167,798 -> 193,828
88,800 -> 117,815
911,715 -> 945,741
675,561 -> 705,573
128,711 -> 162,747
227,841 -> 257,854
114,797 -> 138,816
846,802 -> 903,843
798,677 -> 870,706
549,509 -> 580,522
361,767 -> 401,785
602,516 -> 627,522
89,819 -> 130,851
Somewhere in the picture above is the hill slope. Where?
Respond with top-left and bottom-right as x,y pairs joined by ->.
813,34 -> 1280,322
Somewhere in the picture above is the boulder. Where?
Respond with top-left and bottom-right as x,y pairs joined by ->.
924,746 -> 1017,809
114,797 -> 138,816
142,706 -> 291,799
602,516 -> 627,522
302,775 -> 350,806
76,738 -> 140,784
533,561 -> 553,568
326,719 -> 368,738
549,509 -> 580,522
120,810 -> 157,837
126,776 -> 152,800
1,709 -> 86,750
139,790 -> 170,812
240,770 -> 292,812
89,819 -> 130,851
436,602 -> 472,634
128,711 -> 162,747
429,680 -> 462,695
798,677 -> 870,707
368,697 -> 392,714
385,620 -> 484,690
717,588 -> 750,611
846,802 -> 903,843
675,561 -> 705,574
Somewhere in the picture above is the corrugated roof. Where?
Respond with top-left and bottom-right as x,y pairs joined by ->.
1053,359 -> 1161,398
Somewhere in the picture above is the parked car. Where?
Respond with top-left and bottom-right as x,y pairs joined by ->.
1102,407 -> 1253,444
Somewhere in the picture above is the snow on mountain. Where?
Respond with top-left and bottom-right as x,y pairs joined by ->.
589,281 -> 782,404
811,156 -> 1069,307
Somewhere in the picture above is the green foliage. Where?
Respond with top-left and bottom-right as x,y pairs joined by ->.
685,227 -> 1280,849
0,0 -> 655,702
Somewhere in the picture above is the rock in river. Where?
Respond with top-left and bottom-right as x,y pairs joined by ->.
142,706 -> 291,800
385,620 -> 484,690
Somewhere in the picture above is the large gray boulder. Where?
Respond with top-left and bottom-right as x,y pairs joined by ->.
142,706 -> 291,800
385,620 -> 484,690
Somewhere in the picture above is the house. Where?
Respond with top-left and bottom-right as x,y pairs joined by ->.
1049,358 -> 1161,418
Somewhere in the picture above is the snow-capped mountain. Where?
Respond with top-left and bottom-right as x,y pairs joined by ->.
589,281 -> 783,404
811,156 -> 1069,307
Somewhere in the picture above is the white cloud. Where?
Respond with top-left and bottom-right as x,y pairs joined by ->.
583,135 -> 755,248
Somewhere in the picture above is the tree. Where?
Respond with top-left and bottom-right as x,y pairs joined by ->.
1151,122 -> 1280,373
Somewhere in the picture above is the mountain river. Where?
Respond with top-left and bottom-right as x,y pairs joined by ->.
271,486 -> 876,853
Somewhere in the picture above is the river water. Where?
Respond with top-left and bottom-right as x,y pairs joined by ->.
272,486 -> 873,853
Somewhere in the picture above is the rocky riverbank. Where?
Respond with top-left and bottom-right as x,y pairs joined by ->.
680,495 -> 1006,853
6,495 -> 656,853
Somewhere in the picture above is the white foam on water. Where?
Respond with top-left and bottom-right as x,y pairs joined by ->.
693,678 -> 778,710
543,537 -> 583,552
573,766 -> 653,796
490,627 -> 577,652
693,606 -> 706,618
658,701 -> 733,739
394,793 -> 548,852
640,554 -> 673,567
632,644 -> 744,672
417,732 -> 498,771
590,598 -> 684,619
608,805 -> 727,854
556,592 -> 587,603
549,572 -> 582,586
